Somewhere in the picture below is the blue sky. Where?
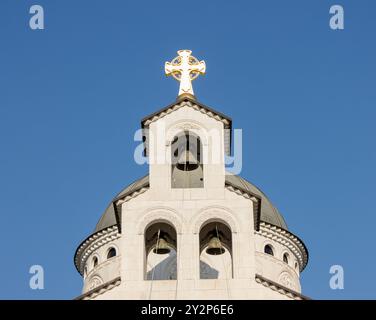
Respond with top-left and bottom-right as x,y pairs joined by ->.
0,0 -> 375,299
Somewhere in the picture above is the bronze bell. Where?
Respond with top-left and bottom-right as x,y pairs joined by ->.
153,238 -> 171,254
178,149 -> 198,164
176,149 -> 199,171
206,236 -> 225,255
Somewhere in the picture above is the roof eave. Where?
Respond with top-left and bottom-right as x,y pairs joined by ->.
141,96 -> 232,128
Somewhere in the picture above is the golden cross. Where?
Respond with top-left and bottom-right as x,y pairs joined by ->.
165,50 -> 206,97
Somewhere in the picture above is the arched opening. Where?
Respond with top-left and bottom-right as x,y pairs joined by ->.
283,253 -> 289,264
171,131 -> 204,188
144,222 -> 177,280
92,256 -> 98,268
199,221 -> 233,279
107,247 -> 117,259
264,244 -> 274,256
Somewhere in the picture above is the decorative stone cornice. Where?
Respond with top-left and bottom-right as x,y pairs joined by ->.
74,226 -> 120,275
75,277 -> 121,300
225,185 -> 259,203
142,100 -> 231,128
255,274 -> 310,300
115,187 -> 148,205
256,222 -> 309,271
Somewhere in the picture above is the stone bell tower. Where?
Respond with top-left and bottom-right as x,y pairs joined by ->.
74,50 -> 309,300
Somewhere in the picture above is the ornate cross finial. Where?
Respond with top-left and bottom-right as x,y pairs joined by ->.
165,50 -> 206,98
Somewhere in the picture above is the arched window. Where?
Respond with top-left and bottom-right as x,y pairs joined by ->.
295,262 -> 299,270
145,222 -> 177,280
283,253 -> 289,264
92,256 -> 98,268
84,266 -> 88,277
171,131 -> 203,188
264,245 -> 274,256
199,221 -> 233,279
107,247 -> 117,259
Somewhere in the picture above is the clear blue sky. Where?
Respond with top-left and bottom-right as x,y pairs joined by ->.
0,0 -> 375,299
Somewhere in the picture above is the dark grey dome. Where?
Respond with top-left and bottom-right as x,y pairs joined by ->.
94,175 -> 149,232
224,175 -> 288,229
94,174 -> 287,233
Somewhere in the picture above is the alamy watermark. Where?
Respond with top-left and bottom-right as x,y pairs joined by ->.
329,265 -> 344,290
29,265 -> 44,290
133,120 -> 243,175
29,5 -> 44,30
329,5 -> 344,30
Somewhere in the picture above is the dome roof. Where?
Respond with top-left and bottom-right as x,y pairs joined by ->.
94,175 -> 149,232
94,174 -> 287,233
224,175 -> 288,229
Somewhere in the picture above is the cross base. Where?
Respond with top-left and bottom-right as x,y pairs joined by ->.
177,93 -> 196,101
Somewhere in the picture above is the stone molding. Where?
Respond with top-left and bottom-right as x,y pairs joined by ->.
255,274 -> 309,300
166,120 -> 210,145
115,187 -> 148,205
256,222 -> 308,271
75,226 -> 120,275
136,206 -> 183,234
75,277 -> 121,300
190,205 -> 239,234
143,100 -> 230,127
76,275 -> 308,300
225,185 -> 259,203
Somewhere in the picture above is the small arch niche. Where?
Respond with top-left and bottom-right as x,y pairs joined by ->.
264,245 -> 274,256
283,253 -> 289,264
92,256 -> 99,268
199,221 -> 233,279
144,222 -> 177,280
107,247 -> 117,259
171,131 -> 204,188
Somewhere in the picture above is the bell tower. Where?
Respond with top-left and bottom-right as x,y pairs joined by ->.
74,50 -> 309,300
142,95 -> 229,194
143,50 -> 231,198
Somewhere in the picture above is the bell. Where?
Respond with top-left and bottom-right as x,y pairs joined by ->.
176,149 -> 199,171
206,236 -> 225,255
153,238 -> 171,254
177,149 -> 198,165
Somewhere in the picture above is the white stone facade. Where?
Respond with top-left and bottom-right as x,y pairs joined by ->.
74,97 -> 309,300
